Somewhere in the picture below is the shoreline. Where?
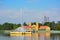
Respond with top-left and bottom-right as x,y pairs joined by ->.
1,30 -> 60,35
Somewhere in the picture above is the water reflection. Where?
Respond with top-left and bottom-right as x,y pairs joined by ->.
38,32 -> 50,40
2,32 -> 60,40
31,32 -> 50,40
50,33 -> 60,40
10,36 -> 32,40
9,32 -> 50,40
32,32 -> 38,40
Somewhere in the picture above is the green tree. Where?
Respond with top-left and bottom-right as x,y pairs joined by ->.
38,23 -> 42,28
56,25 -> 60,30
0,24 -> 3,30
51,21 -> 56,30
12,24 -> 18,29
44,22 -> 51,26
56,21 -> 60,30
3,22 -> 9,30
57,21 -> 60,25
2,22 -> 13,30
17,24 -> 21,27
43,21 -> 56,30
23,22 -> 28,26
0,22 -> 21,30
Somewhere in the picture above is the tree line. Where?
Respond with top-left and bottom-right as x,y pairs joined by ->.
0,22 -> 21,30
0,21 -> 60,30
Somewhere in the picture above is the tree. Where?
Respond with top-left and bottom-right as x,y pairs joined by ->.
38,23 -> 42,28
2,22 -> 19,30
56,25 -> 60,30
2,22 -> 9,30
17,24 -> 21,27
32,22 -> 36,25
57,21 -> 60,25
23,22 -> 27,26
43,22 -> 52,27
0,24 -> 3,30
43,21 -> 56,30
2,22 -> 13,30
12,24 -> 18,30
56,21 -> 60,30
0,22 -> 21,30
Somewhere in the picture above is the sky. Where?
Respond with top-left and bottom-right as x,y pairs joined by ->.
0,0 -> 60,24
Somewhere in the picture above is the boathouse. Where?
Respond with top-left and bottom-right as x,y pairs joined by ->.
40,26 -> 50,31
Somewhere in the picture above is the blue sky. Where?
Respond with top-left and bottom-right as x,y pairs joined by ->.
0,0 -> 60,24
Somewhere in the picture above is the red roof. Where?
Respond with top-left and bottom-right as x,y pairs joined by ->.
22,26 -> 32,28
40,26 -> 49,29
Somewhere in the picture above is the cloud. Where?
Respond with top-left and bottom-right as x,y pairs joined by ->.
0,8 -> 23,23
0,8 -> 22,18
21,8 -> 60,23
0,8 -> 60,23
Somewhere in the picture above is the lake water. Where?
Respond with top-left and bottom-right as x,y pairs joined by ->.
0,32 -> 60,40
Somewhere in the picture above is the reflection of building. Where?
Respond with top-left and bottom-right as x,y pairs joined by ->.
32,32 -> 38,40
39,32 -> 50,40
40,26 -> 50,31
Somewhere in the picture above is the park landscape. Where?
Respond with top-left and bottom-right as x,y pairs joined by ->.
0,0 -> 60,40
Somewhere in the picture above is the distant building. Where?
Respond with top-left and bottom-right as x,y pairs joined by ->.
44,16 -> 49,23
39,26 -> 50,31
44,16 -> 47,23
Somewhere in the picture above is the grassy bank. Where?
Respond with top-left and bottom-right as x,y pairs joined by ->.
50,30 -> 60,33
0,30 -> 4,34
0,30 -> 12,36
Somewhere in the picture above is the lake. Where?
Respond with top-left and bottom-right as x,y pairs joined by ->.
0,32 -> 60,40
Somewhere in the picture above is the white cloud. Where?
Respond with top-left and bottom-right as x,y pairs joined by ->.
0,8 -> 60,23
0,8 -> 22,18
